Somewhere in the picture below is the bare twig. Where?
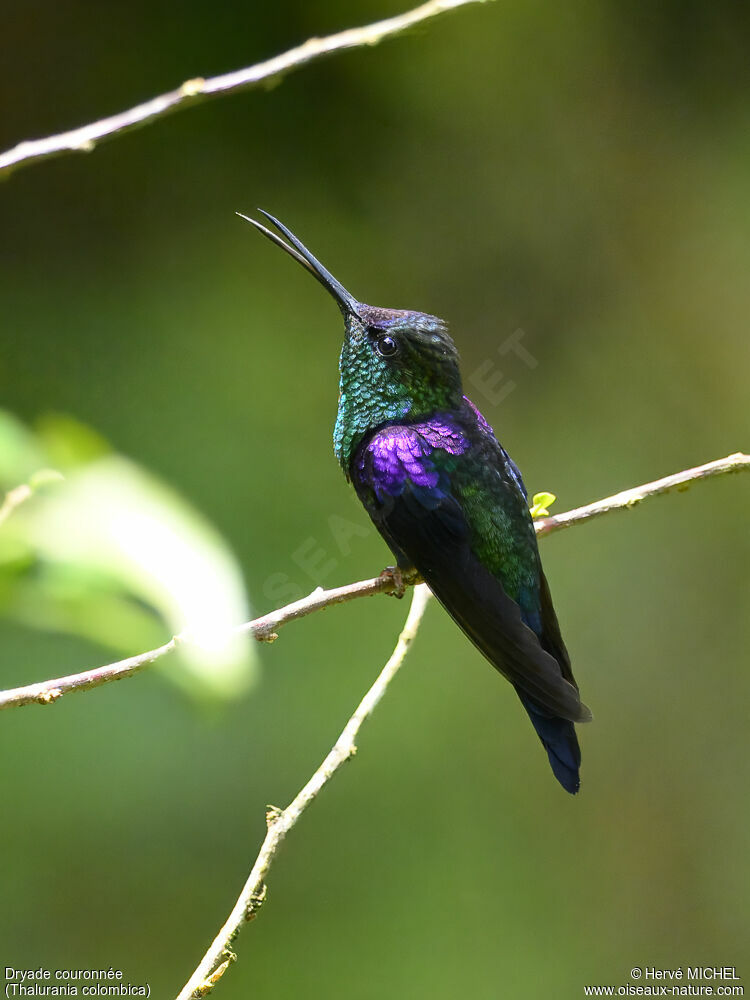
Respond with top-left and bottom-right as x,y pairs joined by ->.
175,583 -> 431,1000
534,452 -> 750,537
171,450 -> 750,998
0,452 -> 746,712
1,454 -> 747,994
0,0 -> 492,180
0,572 -> 400,711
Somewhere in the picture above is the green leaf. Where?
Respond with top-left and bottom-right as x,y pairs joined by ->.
0,410 -> 258,701
28,468 -> 65,491
529,491 -> 556,518
0,412 -> 49,485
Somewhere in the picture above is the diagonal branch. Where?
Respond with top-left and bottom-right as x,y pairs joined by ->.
0,0 -> 492,180
0,572 -> 400,711
171,451 -> 749,998
175,583 -> 432,1000
533,451 -> 750,536
0,451 -> 746,712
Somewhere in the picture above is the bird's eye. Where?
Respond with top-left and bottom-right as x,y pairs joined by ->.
376,334 -> 398,358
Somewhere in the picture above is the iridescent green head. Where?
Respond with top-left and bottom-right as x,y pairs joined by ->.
241,210 -> 463,471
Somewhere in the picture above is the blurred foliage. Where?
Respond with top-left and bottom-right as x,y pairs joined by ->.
0,1 -> 748,998
0,410 -> 258,699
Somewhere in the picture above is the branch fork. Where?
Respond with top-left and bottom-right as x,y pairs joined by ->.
1,454 -> 746,999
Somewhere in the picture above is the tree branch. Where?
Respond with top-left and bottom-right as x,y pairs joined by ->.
0,0 -> 492,180
534,451 -> 749,537
1,454 -> 747,995
0,451 -> 746,712
0,572 -> 399,711
175,583 -> 432,1000
171,450 -> 749,998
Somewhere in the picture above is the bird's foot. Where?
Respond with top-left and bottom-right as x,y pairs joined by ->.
378,565 -> 422,598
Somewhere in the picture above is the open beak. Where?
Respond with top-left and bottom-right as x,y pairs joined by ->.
237,209 -> 359,318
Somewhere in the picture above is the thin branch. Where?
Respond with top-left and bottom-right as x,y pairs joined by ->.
175,583 -> 432,1000
0,451 -> 746,712
0,571 -> 398,711
172,450 -> 750,998
534,451 -> 750,537
0,0 -> 492,180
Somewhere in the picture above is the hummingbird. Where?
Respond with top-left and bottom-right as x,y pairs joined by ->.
241,210 -> 592,793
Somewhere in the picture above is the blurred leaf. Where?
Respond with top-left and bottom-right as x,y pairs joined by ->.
28,468 -> 65,490
0,412 -> 49,484
0,410 -> 258,701
37,412 -> 111,468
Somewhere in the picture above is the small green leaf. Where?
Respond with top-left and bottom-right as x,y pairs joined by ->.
530,491 -> 556,518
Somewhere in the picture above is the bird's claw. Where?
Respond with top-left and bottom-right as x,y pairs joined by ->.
379,565 -> 422,598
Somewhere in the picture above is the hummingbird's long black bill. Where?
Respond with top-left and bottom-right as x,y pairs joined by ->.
237,210 -> 359,317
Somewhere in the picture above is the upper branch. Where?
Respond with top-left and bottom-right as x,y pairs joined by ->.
0,0 -> 492,179
0,451 -> 746,712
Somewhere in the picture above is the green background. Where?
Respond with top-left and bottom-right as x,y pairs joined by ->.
1,0 -> 748,996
